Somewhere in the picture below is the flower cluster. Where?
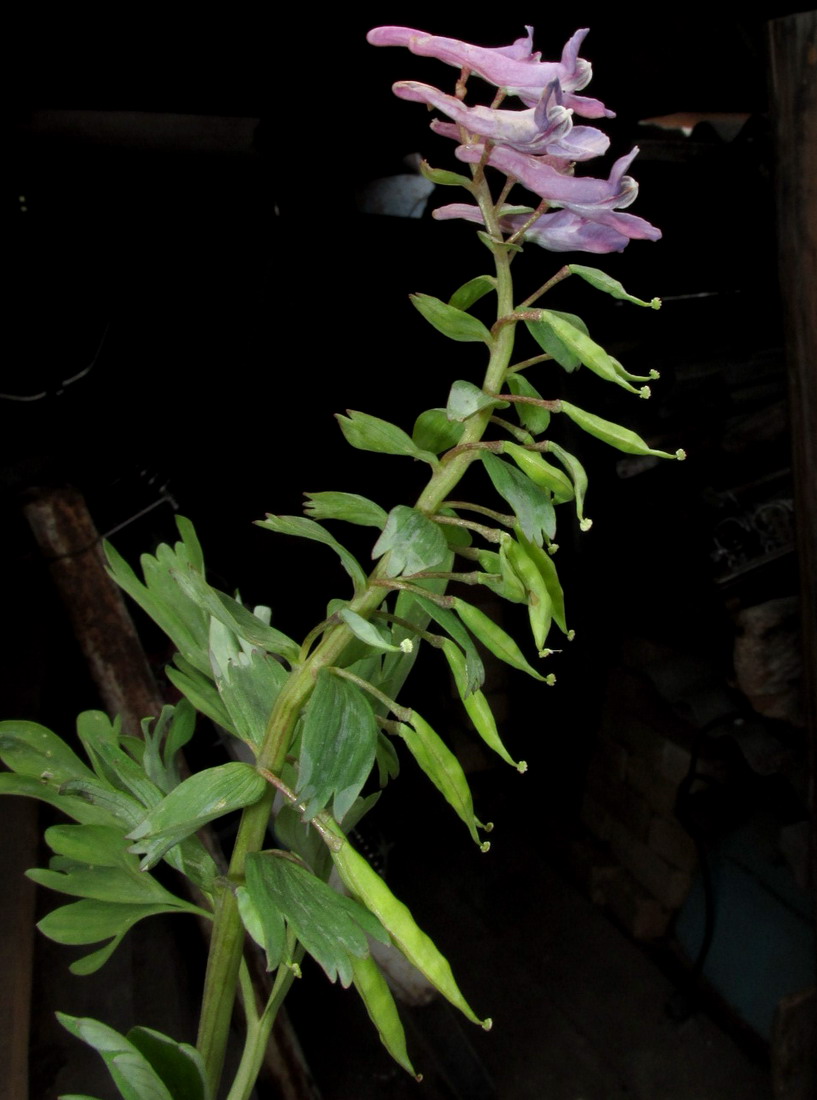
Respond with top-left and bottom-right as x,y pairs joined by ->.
367,26 -> 660,253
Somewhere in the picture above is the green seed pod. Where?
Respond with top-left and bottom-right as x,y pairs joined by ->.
397,712 -> 484,846
514,531 -> 568,635
537,311 -> 647,395
328,822 -> 490,1028
502,442 -> 574,503
558,401 -> 683,459
545,441 -> 590,530
443,641 -> 526,772
451,596 -> 546,681
504,539 -> 553,654
473,545 -> 527,604
351,954 -> 420,1079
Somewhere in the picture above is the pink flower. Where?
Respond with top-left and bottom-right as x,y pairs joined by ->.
367,26 -> 613,119
393,79 -> 609,161
433,204 -> 661,253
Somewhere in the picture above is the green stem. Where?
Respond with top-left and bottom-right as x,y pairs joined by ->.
196,157 -> 519,1098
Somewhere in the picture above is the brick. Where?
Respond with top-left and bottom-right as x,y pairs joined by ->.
626,756 -> 679,816
598,868 -> 672,940
585,757 -> 652,842
647,815 -> 698,872
580,793 -> 613,842
606,817 -> 694,910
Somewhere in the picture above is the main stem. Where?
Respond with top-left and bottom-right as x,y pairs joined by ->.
197,173 -> 517,1095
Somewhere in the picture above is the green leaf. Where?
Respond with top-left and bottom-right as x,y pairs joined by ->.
126,1027 -> 210,1100
44,824 -> 134,868
448,274 -> 496,312
419,161 -> 473,189
303,492 -> 388,528
339,609 -> 406,654
396,715 -> 484,846
245,851 -> 388,986
336,410 -> 437,465
446,380 -> 509,423
372,506 -> 449,578
524,309 -> 589,372
297,669 -> 378,822
166,658 -> 236,734
410,294 -> 492,344
506,372 -> 551,435
57,1014 -> 176,1100
481,452 -> 556,545
127,763 -> 267,870
406,593 -> 484,695
209,621 -> 288,749
0,772 -> 119,827
0,719 -> 96,786
28,865 -> 190,907
351,953 -> 418,1078
170,564 -> 300,662
568,264 -> 661,309
76,712 -> 165,809
412,408 -> 464,454
39,898 -> 181,947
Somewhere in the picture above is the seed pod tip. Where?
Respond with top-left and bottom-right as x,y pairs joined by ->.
480,840 -> 491,853
676,448 -> 687,461
482,1017 -> 493,1032
639,386 -> 651,399
579,517 -> 593,532
517,760 -> 528,774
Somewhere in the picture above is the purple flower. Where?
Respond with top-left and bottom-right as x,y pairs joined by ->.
393,79 -> 609,161
433,204 -> 660,253
367,26 -> 613,119
455,144 -> 644,210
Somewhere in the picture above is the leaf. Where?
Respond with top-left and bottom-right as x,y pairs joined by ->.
303,492 -> 388,528
0,719 -> 96,786
372,506 -> 448,578
481,452 -> 556,545
57,1014 -> 176,1100
396,715 -> 483,846
412,408 -> 464,454
524,309 -> 589,372
406,593 -> 484,696
170,564 -> 300,662
568,264 -> 661,308
0,772 -> 119,827
297,670 -> 378,822
448,274 -> 496,312
209,622 -> 288,749
506,373 -> 551,435
245,852 -> 388,986
351,954 -> 418,1078
127,763 -> 267,870
410,294 -> 492,344
419,160 -> 472,189
166,658 -> 236,734
446,380 -> 508,423
27,865 -> 189,907
44,824 -> 134,868
339,609 -> 406,654
39,898 -> 181,947
126,1027 -> 210,1100
76,712 -> 165,810
336,410 -> 437,465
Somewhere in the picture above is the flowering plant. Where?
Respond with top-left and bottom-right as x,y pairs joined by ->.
0,25 -> 682,1100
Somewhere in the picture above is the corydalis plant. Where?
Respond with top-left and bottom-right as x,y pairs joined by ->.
0,25 -> 683,1100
